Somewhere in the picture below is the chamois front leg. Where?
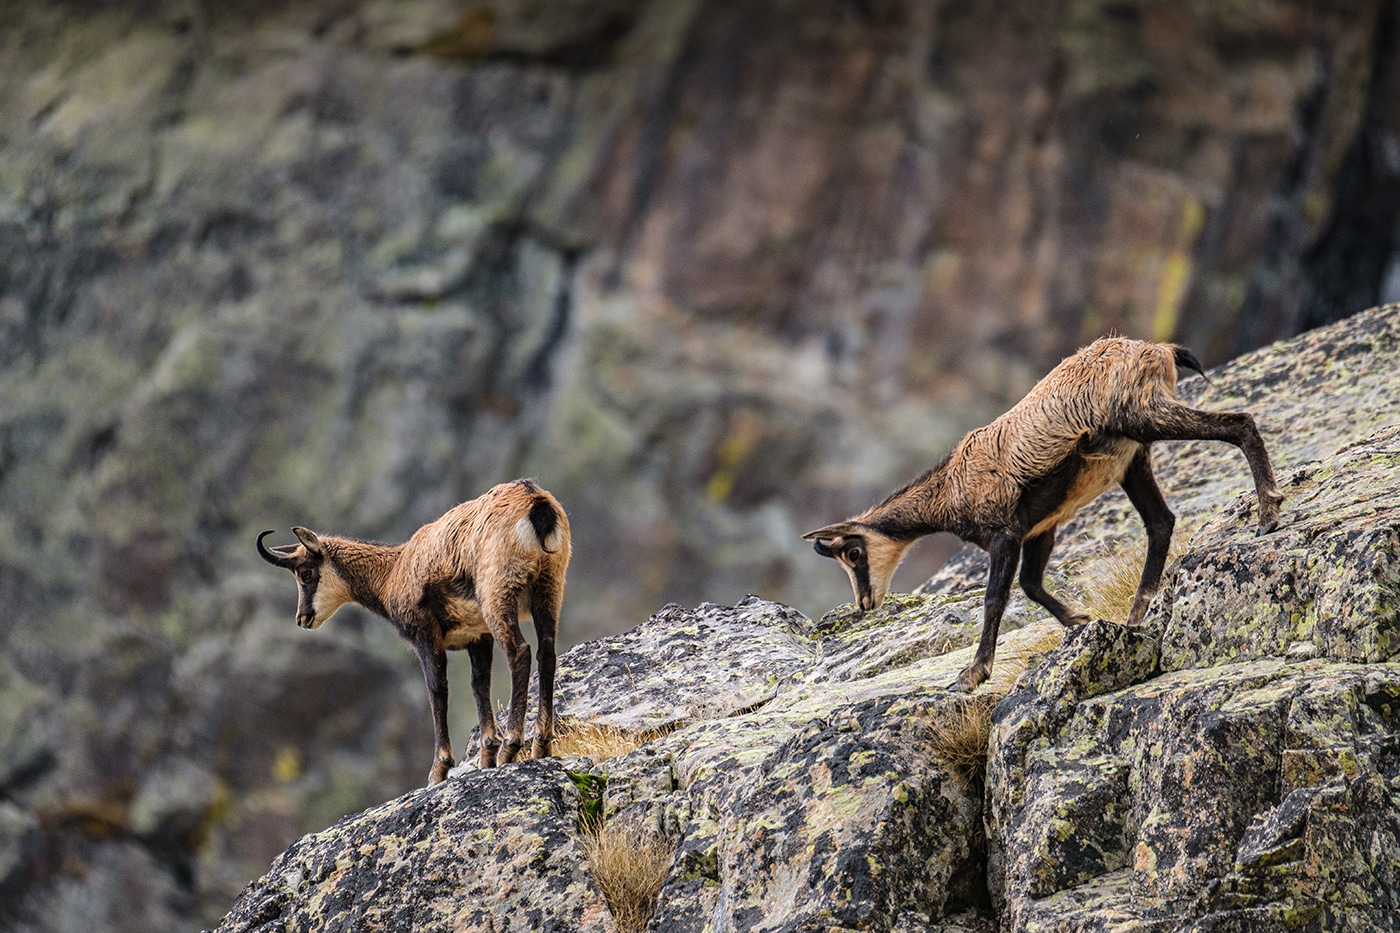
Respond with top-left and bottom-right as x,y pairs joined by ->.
1120,447 -> 1176,626
1019,529 -> 1091,626
466,638 -> 501,768
529,579 -> 562,759
952,536 -> 1021,692
413,637 -> 455,785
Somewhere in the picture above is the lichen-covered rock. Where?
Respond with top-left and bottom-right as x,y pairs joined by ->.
545,599 -> 1064,932
216,757 -> 616,933
1155,424 -> 1400,671
989,662 -> 1400,931
552,597 -> 818,731
972,308 -> 1400,932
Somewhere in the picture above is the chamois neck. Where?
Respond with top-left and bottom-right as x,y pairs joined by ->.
859,463 -> 953,540
321,537 -> 403,618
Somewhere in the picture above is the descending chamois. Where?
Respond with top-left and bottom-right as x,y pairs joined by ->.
257,479 -> 570,784
805,337 -> 1284,692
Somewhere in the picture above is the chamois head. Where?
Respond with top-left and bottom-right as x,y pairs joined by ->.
802,522 -> 912,611
256,528 -> 353,629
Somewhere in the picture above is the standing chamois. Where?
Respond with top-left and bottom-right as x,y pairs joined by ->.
805,337 -> 1284,692
257,479 -> 570,784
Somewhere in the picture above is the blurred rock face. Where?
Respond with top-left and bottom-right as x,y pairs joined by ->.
0,1 -> 1396,928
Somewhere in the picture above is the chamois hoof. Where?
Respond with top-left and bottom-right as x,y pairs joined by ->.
479,739 -> 500,769
532,736 -> 553,759
1064,614 -> 1092,627
429,753 -> 454,785
495,739 -> 524,767
949,664 -> 988,693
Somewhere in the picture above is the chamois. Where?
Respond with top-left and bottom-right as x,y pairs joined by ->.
805,337 -> 1283,692
257,479 -> 570,784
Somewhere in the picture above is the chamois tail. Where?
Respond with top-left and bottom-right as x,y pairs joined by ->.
527,496 -> 565,553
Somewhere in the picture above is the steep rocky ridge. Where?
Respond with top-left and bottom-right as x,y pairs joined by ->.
219,306 -> 1399,930
4,1 -> 1400,929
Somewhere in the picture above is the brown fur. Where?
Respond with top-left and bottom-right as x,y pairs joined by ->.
805,337 -> 1283,692
258,479 -> 570,784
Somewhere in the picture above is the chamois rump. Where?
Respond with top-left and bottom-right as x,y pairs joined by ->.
805,337 -> 1284,692
257,479 -> 570,785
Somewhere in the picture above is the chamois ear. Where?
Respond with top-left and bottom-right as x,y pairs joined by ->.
802,522 -> 861,542
292,526 -> 324,557
804,522 -> 864,558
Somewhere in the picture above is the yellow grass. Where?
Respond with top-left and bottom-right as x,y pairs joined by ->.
580,817 -> 674,933
981,625 -> 1066,695
1071,533 -> 1193,623
551,720 -> 658,761
925,694 -> 999,779
925,625 -> 1066,783
506,717 -> 674,764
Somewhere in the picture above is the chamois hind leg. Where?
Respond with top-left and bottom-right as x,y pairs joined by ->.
1129,404 -> 1283,532
1120,447 -> 1176,627
1019,530 -> 1091,626
529,579 -> 562,759
466,638 -> 500,768
485,592 -> 532,766
412,638 -> 455,785
952,536 -> 1020,693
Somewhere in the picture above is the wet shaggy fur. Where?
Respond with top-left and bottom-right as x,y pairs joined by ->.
806,337 -> 1283,692
258,479 -> 570,784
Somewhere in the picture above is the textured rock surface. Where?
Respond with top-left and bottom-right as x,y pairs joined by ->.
1157,425 -> 1400,670
218,757 -> 617,932
221,306 -> 1400,932
3,0 -> 1400,927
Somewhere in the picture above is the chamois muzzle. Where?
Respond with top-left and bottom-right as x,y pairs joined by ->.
256,530 -> 297,568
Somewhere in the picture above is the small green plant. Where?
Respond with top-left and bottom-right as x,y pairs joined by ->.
567,770 -> 606,832
569,770 -> 673,933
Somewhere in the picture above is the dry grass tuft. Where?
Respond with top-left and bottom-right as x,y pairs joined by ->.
580,817 -> 674,933
981,625 -> 1066,695
1071,533 -> 1193,623
551,720 -> 658,761
926,625 -> 1067,784
925,694 -> 999,781
508,718 -> 676,764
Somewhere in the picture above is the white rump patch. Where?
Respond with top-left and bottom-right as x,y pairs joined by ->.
513,513 -> 563,552
514,516 -> 539,551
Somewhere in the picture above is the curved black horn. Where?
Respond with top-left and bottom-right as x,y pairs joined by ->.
256,530 -> 297,568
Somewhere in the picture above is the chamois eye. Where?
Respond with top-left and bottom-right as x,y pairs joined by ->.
299,569 -> 315,584
847,546 -> 863,563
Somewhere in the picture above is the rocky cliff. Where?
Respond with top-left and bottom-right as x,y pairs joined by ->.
217,307 -> 1400,930
3,1 -> 1400,930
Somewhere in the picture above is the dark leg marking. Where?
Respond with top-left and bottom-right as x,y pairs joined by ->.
1125,404 -> 1283,532
952,535 -> 1020,692
1019,529 -> 1090,626
1120,447 -> 1176,627
529,581 -> 561,759
414,637 -> 454,785
467,638 -> 499,769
